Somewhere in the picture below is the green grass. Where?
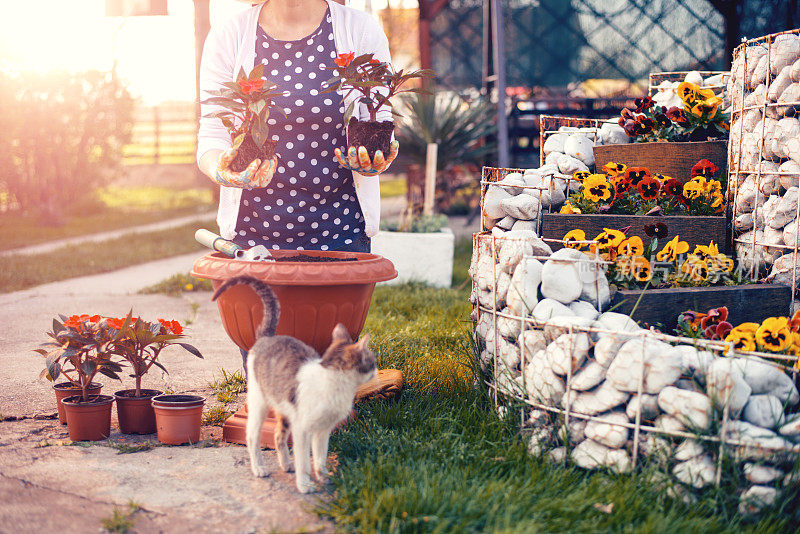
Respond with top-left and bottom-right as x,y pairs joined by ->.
202,405 -> 233,427
317,238 -> 798,532
0,219 -> 213,293
140,273 -> 214,297
100,501 -> 141,533
208,368 -> 247,404
0,186 -> 214,250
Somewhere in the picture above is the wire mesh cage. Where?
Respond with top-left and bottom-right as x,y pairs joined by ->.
469,223 -> 800,510
729,29 -> 800,309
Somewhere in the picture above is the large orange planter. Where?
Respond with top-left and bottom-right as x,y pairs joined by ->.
191,249 -> 397,448
191,250 -> 397,353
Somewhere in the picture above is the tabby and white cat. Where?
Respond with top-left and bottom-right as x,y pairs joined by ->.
213,276 -> 376,493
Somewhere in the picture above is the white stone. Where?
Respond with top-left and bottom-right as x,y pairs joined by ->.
606,338 -> 682,394
673,455 -> 715,489
546,333 -> 590,376
499,194 -> 541,220
560,418 -> 587,445
496,172 -> 526,194
495,271 -> 511,303
571,439 -> 631,472
626,394 -> 659,421
556,153 -> 589,175
571,361 -> 606,391
596,312 -> 639,333
524,350 -> 565,405
593,333 -> 631,368
527,426 -> 552,456
768,252 -> 800,287
483,185 -> 511,219
792,57 -> 800,82
739,485 -> 778,514
725,421 -> 797,460
674,345 -> 716,376
736,356 -> 800,405
743,394 -> 785,429
597,121 -> 628,146
654,414 -> 686,433
751,54 -> 769,88
540,258 -> 582,304
684,70 -> 704,86
744,463 -> 784,484
658,386 -> 712,430
507,257 -> 543,315
510,219 -> 537,233
496,216 -> 515,230
771,33 -> 800,75
518,330 -> 547,361
542,315 -> 595,342
674,440 -> 705,462
542,133 -> 567,155
707,357 -> 752,416
584,411 -> 629,449
769,64 -> 794,102
497,309 -> 522,343
562,382 -> 629,416
532,298 -> 575,323
779,412 -> 800,437
569,300 -> 599,320
779,158 -> 800,189
549,446 -> 567,463
564,134 -> 595,167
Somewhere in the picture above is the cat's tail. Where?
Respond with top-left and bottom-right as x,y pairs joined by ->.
212,276 -> 281,338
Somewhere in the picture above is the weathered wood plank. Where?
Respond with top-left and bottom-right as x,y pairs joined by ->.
593,140 -> 728,181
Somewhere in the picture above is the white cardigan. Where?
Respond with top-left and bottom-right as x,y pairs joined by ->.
197,0 -> 391,240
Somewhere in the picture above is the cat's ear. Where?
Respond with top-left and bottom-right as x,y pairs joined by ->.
356,334 -> 370,350
332,323 -> 352,343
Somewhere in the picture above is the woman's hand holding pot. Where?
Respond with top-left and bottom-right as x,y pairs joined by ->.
335,140 -> 399,176
214,147 -> 276,190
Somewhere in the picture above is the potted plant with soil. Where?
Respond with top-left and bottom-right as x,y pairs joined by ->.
593,82 -> 729,179
322,52 -> 434,170
37,314 -> 124,441
112,313 -> 203,435
200,63 -> 284,173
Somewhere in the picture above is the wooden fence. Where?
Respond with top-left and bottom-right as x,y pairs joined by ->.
123,102 -> 197,165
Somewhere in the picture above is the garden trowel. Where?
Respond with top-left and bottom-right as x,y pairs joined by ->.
195,229 -> 274,262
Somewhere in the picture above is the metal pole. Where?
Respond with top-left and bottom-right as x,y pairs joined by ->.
491,0 -> 509,168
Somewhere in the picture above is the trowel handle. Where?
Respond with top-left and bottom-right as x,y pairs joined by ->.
195,229 -> 243,258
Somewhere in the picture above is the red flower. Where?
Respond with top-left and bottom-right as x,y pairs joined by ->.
624,167 -> 651,186
636,176 -> 661,200
237,78 -> 265,95
700,307 -> 729,331
159,318 -> 183,335
106,317 -> 124,330
634,96 -> 654,112
334,52 -> 355,68
644,222 -> 668,239
666,106 -> 690,126
691,159 -> 719,178
614,179 -> 632,199
662,178 -> 683,196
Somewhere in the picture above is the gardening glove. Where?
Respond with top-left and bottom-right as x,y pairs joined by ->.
335,140 -> 399,177
213,147 -> 276,190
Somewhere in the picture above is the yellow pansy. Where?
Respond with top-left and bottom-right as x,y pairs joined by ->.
755,317 -> 791,352
690,96 -> 723,119
705,179 -> 723,197
582,174 -> 612,203
731,322 -> 760,335
683,180 -> 705,200
602,162 -> 627,177
618,236 -> 645,256
725,330 -> 757,352
560,201 -> 581,214
693,242 -> 720,260
656,235 -> 690,262
563,229 -> 587,250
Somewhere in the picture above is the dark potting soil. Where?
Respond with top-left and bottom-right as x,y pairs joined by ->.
275,254 -> 357,262
347,117 -> 394,160
153,394 -> 203,403
116,389 -> 161,398
230,135 -> 277,173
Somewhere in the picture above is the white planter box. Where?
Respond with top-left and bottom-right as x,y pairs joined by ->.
371,228 -> 455,288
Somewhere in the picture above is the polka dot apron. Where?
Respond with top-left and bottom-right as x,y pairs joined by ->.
234,8 -> 368,252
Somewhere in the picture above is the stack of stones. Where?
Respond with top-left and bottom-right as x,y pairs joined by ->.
469,231 -> 800,513
483,121 -> 627,231
728,31 -> 800,286
650,70 -> 730,110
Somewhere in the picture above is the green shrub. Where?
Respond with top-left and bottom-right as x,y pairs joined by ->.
0,69 -> 134,222
380,213 -> 448,233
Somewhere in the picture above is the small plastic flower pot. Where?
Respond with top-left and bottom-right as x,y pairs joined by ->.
152,394 -> 205,445
53,382 -> 102,424
114,389 -> 162,434
61,394 -> 114,441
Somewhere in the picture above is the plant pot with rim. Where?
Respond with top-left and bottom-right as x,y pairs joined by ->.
200,63 -> 283,174
191,249 -> 397,447
151,394 -> 205,445
109,313 -> 202,435
36,314 -> 125,440
62,394 -> 115,441
322,52 -> 434,162
53,381 -> 102,424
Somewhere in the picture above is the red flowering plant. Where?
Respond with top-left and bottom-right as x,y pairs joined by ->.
565,159 -> 724,216
618,82 -> 729,142
110,311 -> 203,398
37,315 -> 125,402
321,52 -> 434,165
200,63 -> 284,172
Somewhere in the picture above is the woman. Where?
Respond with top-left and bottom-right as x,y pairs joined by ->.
197,0 -> 398,254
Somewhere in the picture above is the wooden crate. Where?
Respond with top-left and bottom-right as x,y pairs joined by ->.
611,284 -> 792,331
593,140 -> 727,182
541,213 -> 729,253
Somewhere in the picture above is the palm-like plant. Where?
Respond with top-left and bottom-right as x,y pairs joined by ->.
395,91 -> 497,170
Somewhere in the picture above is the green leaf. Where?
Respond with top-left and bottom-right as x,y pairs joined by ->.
221,117 -> 234,130
344,100 -> 356,124
232,133 -> 246,150
97,367 -> 120,380
250,63 -> 264,81
33,348 -> 48,356
80,360 -> 97,377
152,360 -> 170,375
251,117 -> 269,148
178,343 -> 204,359
249,99 -> 266,115
53,318 -> 63,334
46,359 -> 61,382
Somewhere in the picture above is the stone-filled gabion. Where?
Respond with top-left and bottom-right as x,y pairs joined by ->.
649,70 -> 731,111
729,30 -> 800,294
470,224 -> 800,514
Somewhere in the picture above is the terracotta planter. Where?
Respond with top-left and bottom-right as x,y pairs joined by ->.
152,394 -> 205,445
62,394 -> 114,441
191,250 -> 397,353
115,389 -> 162,435
53,382 -> 102,424
593,140 -> 728,181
